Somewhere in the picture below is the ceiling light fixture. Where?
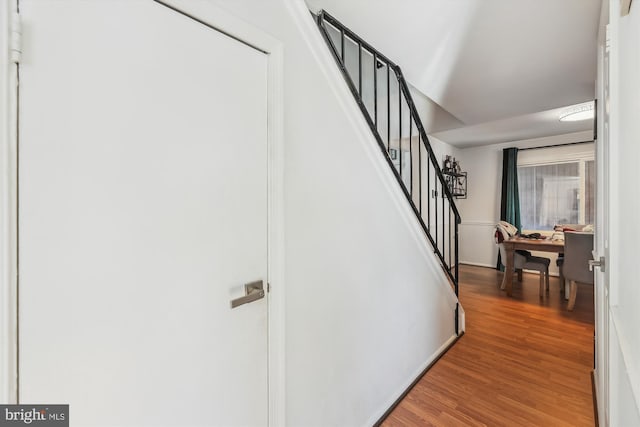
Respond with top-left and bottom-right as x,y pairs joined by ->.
559,102 -> 594,122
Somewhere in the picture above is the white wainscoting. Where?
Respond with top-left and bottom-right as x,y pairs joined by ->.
459,221 -> 497,268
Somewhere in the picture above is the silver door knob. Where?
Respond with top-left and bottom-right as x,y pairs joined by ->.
230,280 -> 265,309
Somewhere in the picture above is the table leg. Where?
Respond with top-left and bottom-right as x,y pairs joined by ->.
500,246 -> 515,296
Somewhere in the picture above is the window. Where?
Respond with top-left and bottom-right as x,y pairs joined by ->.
517,145 -> 595,230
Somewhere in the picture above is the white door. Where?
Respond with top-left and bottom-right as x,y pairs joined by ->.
18,1 -> 269,425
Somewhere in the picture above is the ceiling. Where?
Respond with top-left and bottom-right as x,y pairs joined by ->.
306,0 -> 602,147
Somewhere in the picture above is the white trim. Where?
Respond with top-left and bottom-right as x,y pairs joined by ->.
607,0 -> 621,309
610,308 -> 640,417
517,157 -> 596,168
156,3 -> 287,423
460,261 -> 495,269
517,156 -> 596,167
365,333 -> 458,425
0,0 -> 18,405
594,4 -> 610,424
459,262 -> 561,278
517,144 -> 596,167
266,37 -> 286,427
458,304 -> 466,333
460,220 -> 496,226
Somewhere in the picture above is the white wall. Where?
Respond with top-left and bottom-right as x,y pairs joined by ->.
315,7 -> 464,136
606,0 -> 640,424
203,1 -> 459,425
419,136 -> 460,267
455,130 -> 593,269
0,0 -> 460,421
428,135 -> 460,169
0,0 -> 17,405
411,85 -> 464,134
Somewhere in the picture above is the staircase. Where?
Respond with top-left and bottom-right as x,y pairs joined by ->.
315,10 -> 462,335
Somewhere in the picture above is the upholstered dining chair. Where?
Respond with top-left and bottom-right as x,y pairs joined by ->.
495,224 -> 551,297
563,231 -> 594,311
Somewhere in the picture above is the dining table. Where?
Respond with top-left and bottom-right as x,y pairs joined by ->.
501,236 -> 565,296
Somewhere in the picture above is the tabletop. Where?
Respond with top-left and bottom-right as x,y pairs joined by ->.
502,236 -> 565,252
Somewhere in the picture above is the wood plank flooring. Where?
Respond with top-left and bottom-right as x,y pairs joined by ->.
382,264 -> 595,427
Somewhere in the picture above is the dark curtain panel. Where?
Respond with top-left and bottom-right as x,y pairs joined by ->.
496,147 -> 522,270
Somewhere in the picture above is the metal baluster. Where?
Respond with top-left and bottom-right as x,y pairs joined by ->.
455,218 -> 459,293
419,134 -> 422,216
449,207 -> 452,270
435,168 -> 438,249
399,79 -> 402,177
427,148 -> 431,232
387,65 -> 390,152
373,53 -> 378,129
455,217 -> 460,335
340,29 -> 345,61
409,117 -> 413,198
358,42 -> 362,97
440,181 -> 446,259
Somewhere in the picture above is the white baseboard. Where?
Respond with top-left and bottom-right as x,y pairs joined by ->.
460,261 -> 495,268
368,333 -> 458,426
460,262 -> 561,278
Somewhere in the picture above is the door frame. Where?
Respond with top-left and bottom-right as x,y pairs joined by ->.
594,12 -> 610,423
0,0 -> 19,406
0,1 -> 286,425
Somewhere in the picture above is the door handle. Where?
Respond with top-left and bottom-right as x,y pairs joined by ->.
589,257 -> 605,272
230,280 -> 265,309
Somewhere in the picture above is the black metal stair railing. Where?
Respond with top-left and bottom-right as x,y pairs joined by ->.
316,10 -> 462,335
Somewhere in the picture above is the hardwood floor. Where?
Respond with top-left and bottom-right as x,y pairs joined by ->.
382,264 -> 595,427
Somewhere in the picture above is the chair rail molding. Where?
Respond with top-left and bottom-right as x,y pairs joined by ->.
459,221 -> 497,268
460,220 -> 496,226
